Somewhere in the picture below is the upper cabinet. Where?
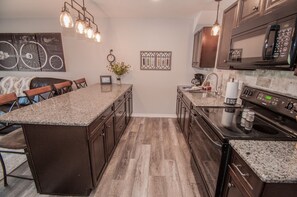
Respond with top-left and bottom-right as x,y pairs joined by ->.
264,0 -> 289,13
217,2 -> 238,69
237,0 -> 263,25
192,27 -> 218,68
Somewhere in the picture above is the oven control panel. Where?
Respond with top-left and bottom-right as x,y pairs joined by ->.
240,86 -> 297,119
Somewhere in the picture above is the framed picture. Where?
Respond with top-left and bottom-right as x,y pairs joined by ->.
100,75 -> 112,84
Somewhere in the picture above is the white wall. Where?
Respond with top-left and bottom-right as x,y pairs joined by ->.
106,18 -> 194,117
0,17 -> 195,117
0,18 -> 110,84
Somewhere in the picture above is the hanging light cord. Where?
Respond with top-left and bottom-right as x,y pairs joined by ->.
215,0 -> 220,23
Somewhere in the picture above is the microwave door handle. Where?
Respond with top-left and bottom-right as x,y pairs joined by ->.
290,24 -> 297,66
262,24 -> 280,60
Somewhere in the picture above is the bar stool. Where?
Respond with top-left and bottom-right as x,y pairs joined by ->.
53,81 -> 73,95
0,93 -> 33,186
73,78 -> 88,89
23,85 -> 54,104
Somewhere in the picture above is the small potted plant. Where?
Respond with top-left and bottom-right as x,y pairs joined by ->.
107,62 -> 131,84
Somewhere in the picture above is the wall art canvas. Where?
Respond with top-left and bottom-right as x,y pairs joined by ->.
0,33 -> 65,72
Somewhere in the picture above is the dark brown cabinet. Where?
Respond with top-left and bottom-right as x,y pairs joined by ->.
89,124 -> 106,186
126,89 -> 133,124
223,167 -> 246,197
176,88 -> 191,142
217,2 -> 238,69
192,27 -> 218,68
237,0 -> 263,24
223,148 -> 297,197
105,114 -> 115,160
264,0 -> 288,13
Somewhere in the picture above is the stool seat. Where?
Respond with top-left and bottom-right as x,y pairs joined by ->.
0,128 -> 26,149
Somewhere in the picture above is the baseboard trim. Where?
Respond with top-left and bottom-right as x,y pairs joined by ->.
132,113 -> 177,118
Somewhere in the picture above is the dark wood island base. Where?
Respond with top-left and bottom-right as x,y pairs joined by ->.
0,84 -> 133,196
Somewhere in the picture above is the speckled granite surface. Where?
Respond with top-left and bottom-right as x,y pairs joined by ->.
230,140 -> 297,183
178,86 -> 240,107
0,84 -> 132,126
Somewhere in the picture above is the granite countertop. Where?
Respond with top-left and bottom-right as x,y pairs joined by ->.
230,140 -> 297,183
0,84 -> 132,126
178,86 -> 240,107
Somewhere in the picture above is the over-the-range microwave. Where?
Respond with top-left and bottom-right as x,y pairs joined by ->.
228,14 -> 297,70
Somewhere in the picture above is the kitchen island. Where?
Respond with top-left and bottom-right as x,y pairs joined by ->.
0,84 -> 133,196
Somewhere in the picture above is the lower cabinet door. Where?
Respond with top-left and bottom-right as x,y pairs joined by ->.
90,125 -> 106,185
223,168 -> 246,197
115,115 -> 125,143
105,115 -> 115,159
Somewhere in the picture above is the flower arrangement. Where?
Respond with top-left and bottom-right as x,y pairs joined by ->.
107,62 -> 131,77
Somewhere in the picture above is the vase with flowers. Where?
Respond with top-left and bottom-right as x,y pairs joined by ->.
107,62 -> 131,85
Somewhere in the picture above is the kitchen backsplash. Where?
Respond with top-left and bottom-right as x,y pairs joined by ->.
195,68 -> 297,98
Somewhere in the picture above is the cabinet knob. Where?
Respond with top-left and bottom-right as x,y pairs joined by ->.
100,133 -> 105,136
228,183 -> 234,188
224,60 -> 227,63
252,6 -> 259,11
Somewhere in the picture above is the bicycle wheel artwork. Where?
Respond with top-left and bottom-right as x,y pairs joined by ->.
0,33 -> 65,72
0,41 -> 19,70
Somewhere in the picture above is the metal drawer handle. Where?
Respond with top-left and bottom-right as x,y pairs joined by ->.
233,164 -> 250,177
228,183 -> 234,188
100,132 -> 105,136
252,6 -> 259,11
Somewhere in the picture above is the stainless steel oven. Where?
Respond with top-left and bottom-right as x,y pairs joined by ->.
189,86 -> 297,197
189,109 -> 229,197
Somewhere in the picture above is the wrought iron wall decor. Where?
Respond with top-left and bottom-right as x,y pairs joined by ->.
0,33 -> 65,72
140,51 -> 172,70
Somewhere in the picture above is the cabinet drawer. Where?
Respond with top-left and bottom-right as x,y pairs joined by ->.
182,95 -> 191,109
230,151 -> 263,197
114,101 -> 125,123
114,115 -> 125,143
89,105 -> 113,136
114,95 -> 125,110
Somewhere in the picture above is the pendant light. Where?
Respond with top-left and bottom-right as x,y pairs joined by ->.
85,21 -> 94,39
60,8 -> 74,28
94,29 -> 101,43
75,14 -> 86,34
211,0 -> 221,36
59,0 -> 101,43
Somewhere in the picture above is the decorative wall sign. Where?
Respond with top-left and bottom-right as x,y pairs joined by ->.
0,33 -> 65,72
140,51 -> 172,70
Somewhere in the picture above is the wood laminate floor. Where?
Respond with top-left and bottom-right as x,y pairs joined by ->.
0,118 -> 206,197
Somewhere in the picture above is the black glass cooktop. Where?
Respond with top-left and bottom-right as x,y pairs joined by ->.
199,107 -> 296,140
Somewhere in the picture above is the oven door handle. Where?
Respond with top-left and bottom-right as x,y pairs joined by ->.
194,118 -> 222,148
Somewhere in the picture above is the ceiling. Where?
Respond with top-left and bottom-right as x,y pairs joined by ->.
0,0 -> 235,19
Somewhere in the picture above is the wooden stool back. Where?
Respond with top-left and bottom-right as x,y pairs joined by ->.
73,78 -> 88,89
53,81 -> 73,95
23,85 -> 54,104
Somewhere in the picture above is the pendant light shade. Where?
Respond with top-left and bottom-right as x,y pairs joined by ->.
60,9 -> 73,28
75,19 -> 86,34
211,0 -> 221,36
85,25 -> 94,39
211,21 -> 220,36
94,31 -> 101,43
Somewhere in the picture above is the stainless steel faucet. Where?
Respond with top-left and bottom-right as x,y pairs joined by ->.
202,72 -> 219,93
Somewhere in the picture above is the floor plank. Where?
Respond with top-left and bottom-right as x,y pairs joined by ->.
0,117 -> 202,197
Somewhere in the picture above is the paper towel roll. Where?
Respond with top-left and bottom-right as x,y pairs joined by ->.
224,81 -> 239,105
